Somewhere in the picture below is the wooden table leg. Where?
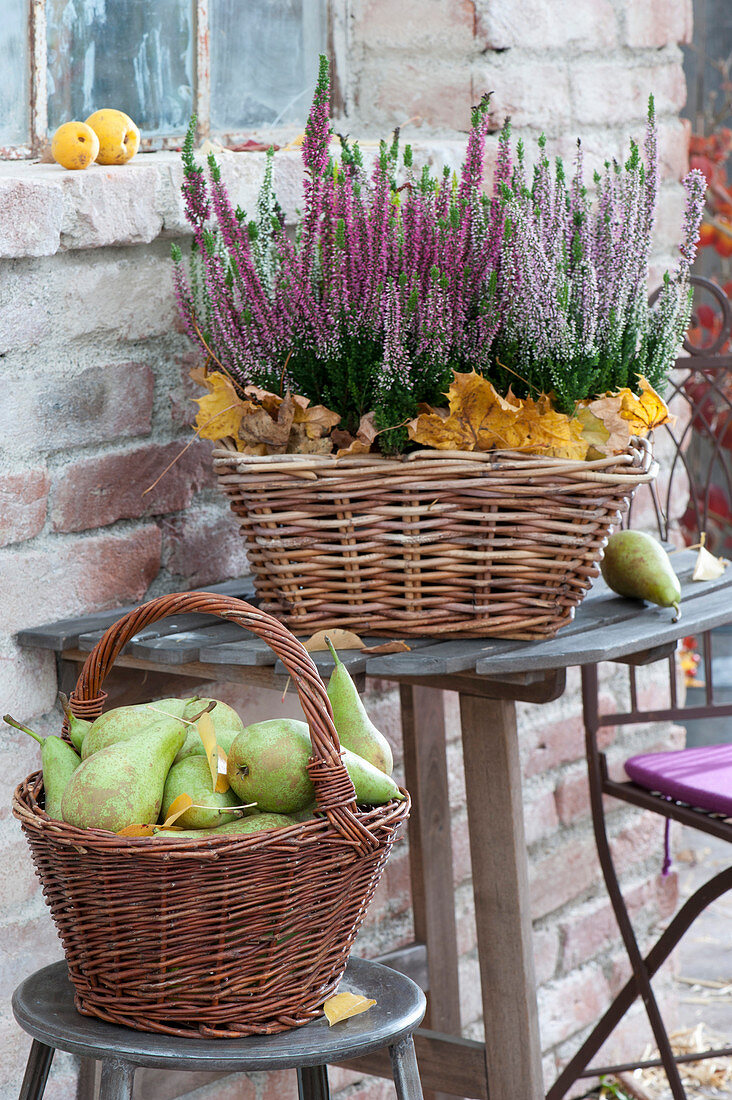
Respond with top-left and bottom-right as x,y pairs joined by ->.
459,693 -> 544,1100
400,686 -> 461,1099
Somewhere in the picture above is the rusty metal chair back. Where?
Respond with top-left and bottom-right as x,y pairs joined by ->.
549,275 -> 732,1100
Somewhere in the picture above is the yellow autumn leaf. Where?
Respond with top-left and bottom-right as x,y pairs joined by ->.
197,712 -> 221,793
692,544 -> 727,581
517,396 -> 588,459
304,629 -> 365,652
116,794 -> 194,836
193,372 -> 246,441
408,371 -> 525,451
323,992 -> 376,1025
575,399 -> 632,457
617,377 -> 674,436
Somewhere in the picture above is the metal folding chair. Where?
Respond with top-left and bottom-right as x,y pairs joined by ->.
549,275 -> 732,1100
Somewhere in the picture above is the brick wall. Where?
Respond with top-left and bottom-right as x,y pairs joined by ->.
0,2 -> 693,1097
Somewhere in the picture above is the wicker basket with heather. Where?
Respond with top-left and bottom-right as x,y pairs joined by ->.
171,59 -> 705,639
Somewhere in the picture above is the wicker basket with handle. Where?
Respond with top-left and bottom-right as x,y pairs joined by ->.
12,592 -> 410,1038
211,438 -> 657,640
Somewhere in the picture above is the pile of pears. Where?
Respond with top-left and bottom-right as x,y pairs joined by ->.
7,642 -> 403,838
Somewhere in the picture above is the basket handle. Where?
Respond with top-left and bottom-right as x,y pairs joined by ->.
67,592 -> 379,852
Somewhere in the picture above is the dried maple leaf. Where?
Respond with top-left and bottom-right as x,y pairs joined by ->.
335,412 -> 378,456
408,371 -> 525,451
238,392 -> 295,454
293,401 -> 341,440
518,396 -> 589,459
575,400 -> 633,457
617,377 -> 674,435
193,372 -> 246,441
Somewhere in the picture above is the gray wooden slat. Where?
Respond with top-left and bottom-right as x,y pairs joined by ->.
16,578 -> 256,651
272,638 -> 434,678
475,582 -> 732,674
196,637 -> 277,667
125,622 -> 251,664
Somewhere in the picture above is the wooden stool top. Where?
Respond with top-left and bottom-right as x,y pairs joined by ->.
12,958 -> 425,1072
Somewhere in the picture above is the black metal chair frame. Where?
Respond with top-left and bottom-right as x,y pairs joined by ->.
549,275 -> 732,1100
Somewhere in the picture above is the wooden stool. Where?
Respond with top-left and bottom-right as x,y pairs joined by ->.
13,958 -> 426,1100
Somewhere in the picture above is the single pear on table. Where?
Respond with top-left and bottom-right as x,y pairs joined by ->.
600,530 -> 682,620
61,718 -> 187,832
227,719 -> 404,813
325,638 -> 393,774
81,697 -> 192,759
4,715 -> 80,821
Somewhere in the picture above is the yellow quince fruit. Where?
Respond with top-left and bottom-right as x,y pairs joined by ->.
51,121 -> 100,170
85,109 -> 140,165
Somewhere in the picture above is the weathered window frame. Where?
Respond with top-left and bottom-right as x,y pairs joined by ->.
3,0 -> 344,160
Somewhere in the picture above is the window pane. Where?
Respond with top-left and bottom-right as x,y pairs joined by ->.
46,0 -> 193,135
210,0 -> 325,131
0,0 -> 29,146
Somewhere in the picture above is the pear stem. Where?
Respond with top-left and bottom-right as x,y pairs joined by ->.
3,714 -> 44,746
325,635 -> 342,665
672,602 -> 681,623
145,701 -> 216,726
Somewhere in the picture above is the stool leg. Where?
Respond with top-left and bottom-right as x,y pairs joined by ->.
390,1037 -> 424,1100
297,1064 -> 330,1100
99,1060 -> 135,1100
18,1040 -> 54,1100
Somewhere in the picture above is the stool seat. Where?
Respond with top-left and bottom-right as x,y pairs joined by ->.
13,958 -> 426,1100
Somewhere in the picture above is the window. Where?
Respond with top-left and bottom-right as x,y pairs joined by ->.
1,0 -> 327,158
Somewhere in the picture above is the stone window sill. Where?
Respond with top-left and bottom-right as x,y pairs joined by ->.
0,138 -> 476,260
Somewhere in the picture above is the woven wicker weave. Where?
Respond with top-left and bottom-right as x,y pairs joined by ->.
12,593 -> 409,1038
212,439 -> 657,640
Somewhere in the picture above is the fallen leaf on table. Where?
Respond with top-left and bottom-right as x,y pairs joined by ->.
360,641 -> 411,655
323,992 -> 376,1025
304,629 -> 365,652
692,544 -> 727,581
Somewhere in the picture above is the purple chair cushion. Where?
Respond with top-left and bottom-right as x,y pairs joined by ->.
625,744 -> 732,816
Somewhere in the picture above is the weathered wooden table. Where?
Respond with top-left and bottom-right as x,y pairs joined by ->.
17,549 -> 731,1100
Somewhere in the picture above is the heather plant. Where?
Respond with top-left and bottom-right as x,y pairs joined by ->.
490,99 -> 706,413
174,59 -> 705,456
172,55 -> 510,452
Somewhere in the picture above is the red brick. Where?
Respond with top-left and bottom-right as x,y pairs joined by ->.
50,440 -> 213,533
359,60 -> 473,133
610,811 -> 667,877
0,911 -> 64,999
523,713 -> 585,777
0,362 -> 154,453
555,768 -> 591,825
525,788 -> 559,845
623,0 -> 693,47
529,836 -> 600,920
477,0 -> 617,50
534,925 -> 560,985
537,964 -> 612,1048
357,0 -> 475,52
162,505 -> 249,587
169,350 -> 206,428
0,469 -> 49,548
0,644 -> 57,726
0,525 -> 161,633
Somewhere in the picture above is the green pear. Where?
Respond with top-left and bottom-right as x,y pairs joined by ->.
173,698 -> 245,764
601,531 -> 681,620
325,638 -> 393,774
4,715 -> 80,821
81,698 -> 191,759
227,720 -> 404,812
227,719 -> 314,813
160,756 -> 245,829
58,693 -> 92,752
61,719 -> 187,832
154,813 -> 295,838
